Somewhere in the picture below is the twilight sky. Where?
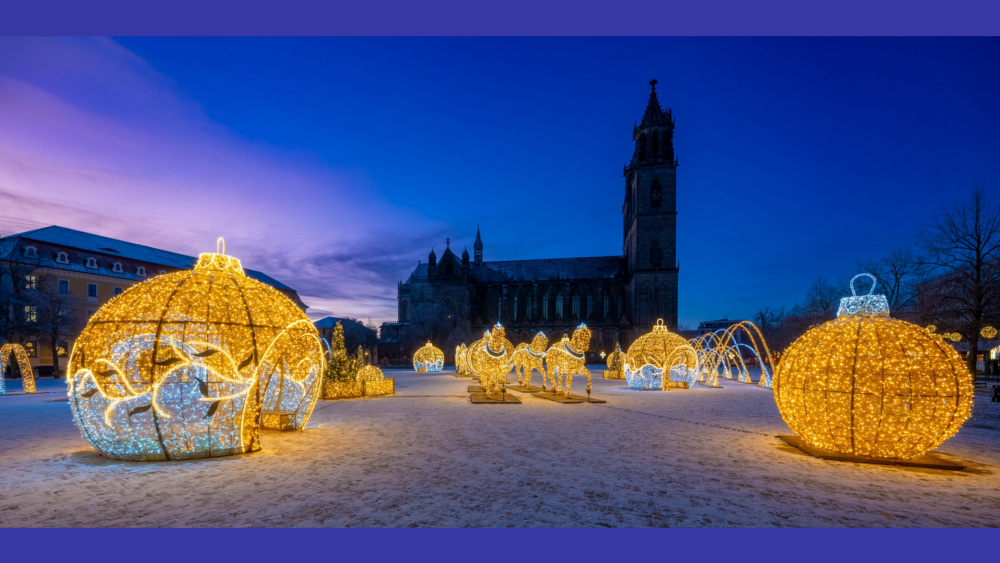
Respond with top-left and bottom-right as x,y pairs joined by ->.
0,37 -> 998,328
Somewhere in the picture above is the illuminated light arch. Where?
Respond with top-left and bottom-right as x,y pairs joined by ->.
625,319 -> 698,390
511,331 -> 548,387
413,342 -> 444,372
543,324 -> 593,396
774,272 -> 973,461
67,239 -> 324,461
1,343 -> 36,395
691,321 -> 777,389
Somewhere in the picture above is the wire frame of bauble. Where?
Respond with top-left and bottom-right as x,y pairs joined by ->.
464,332 -> 490,377
624,319 -> 699,390
413,341 -> 444,372
1,343 -> 36,395
67,239 -> 324,461
773,273 -> 973,461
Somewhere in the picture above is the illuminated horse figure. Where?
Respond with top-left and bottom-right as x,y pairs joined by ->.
455,345 -> 468,375
0,343 -> 36,395
510,331 -> 548,387
543,324 -> 593,397
469,323 -> 515,394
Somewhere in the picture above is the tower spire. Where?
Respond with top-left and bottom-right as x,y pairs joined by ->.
473,224 -> 483,266
640,79 -> 668,127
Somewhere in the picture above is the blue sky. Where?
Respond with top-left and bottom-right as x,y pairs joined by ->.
1,38 -> 997,327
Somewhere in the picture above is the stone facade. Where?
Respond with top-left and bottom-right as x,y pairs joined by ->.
385,80 -> 680,354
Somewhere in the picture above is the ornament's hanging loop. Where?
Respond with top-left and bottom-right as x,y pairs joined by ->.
850,273 -> 877,297
217,237 -> 226,256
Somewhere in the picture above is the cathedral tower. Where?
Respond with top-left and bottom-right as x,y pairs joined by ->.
622,79 -> 679,330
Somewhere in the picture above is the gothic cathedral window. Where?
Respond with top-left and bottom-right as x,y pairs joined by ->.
603,294 -> 609,317
543,294 -> 549,319
586,294 -> 593,318
651,178 -> 662,210
513,295 -> 518,320
572,295 -> 580,317
651,133 -> 659,159
651,240 -> 662,268
556,293 -> 563,318
639,133 -> 647,161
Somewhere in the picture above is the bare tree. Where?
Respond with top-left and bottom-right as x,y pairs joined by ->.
0,240 -> 41,348
918,185 -> 1000,377
801,277 -> 844,320
33,274 -> 83,377
858,248 -> 927,319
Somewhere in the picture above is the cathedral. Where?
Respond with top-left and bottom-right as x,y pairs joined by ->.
384,80 -> 679,355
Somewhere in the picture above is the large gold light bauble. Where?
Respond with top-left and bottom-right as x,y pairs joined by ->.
413,341 -> 444,372
67,240 -> 324,461
624,319 -> 698,390
774,273 -> 973,461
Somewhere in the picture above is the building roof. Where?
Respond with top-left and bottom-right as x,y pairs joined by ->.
472,256 -> 621,282
1,225 -> 296,292
404,262 -> 429,284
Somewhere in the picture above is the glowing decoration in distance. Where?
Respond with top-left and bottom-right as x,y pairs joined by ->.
689,320 -> 776,388
773,272 -> 973,461
455,345 -> 468,375
982,326 -> 997,339
604,343 -> 625,380
0,343 -> 35,395
413,342 -> 444,372
624,320 -> 698,390
468,323 -> 514,394
511,331 -> 548,387
67,238 -> 324,461
926,325 -> 937,333
946,332 -> 963,342
543,324 -> 593,396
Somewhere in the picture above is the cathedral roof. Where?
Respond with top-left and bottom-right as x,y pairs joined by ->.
639,79 -> 671,127
404,262 -> 428,284
472,256 -> 621,282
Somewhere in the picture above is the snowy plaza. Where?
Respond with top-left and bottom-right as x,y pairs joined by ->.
1,369 -> 998,528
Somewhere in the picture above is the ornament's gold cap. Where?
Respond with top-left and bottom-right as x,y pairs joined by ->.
196,237 -> 244,276
652,319 -> 669,331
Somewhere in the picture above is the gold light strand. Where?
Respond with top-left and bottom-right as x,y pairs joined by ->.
543,324 -> 593,396
0,343 -> 36,395
511,331 -> 548,386
773,274 -> 973,461
413,342 -> 444,372
66,240 -> 324,461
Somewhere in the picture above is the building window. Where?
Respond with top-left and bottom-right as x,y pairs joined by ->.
619,294 -> 624,317
112,262 -> 123,273
543,294 -> 549,319
572,295 -> 580,317
651,178 -> 662,210
24,342 -> 36,357
58,279 -> 69,294
24,275 -> 37,290
24,306 -> 37,323
24,246 -> 37,258
513,295 -> 518,320
639,133 -> 647,160
651,241 -> 662,268
114,286 -> 123,296
86,257 -> 98,269
604,294 -> 609,317
56,252 -> 69,264
401,302 -> 408,321
136,266 -> 146,277
498,296 -> 502,321
587,294 -> 593,318
556,293 -> 563,318
87,283 -> 98,299
651,133 -> 659,159
528,294 -> 533,318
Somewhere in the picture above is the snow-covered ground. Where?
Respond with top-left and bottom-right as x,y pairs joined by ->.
1,369 -> 998,527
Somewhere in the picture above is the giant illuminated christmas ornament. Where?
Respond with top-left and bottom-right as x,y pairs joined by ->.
67,239 -> 324,461
604,343 -> 625,380
774,273 -> 973,461
624,319 -> 698,390
690,321 -> 775,388
468,323 -> 514,394
464,331 -> 490,377
511,331 -> 548,386
543,324 -> 593,396
413,342 -> 444,372
0,343 -> 35,395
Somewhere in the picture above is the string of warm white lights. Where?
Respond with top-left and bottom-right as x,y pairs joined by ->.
624,319 -> 698,390
773,272 -> 973,461
544,324 -> 592,396
413,342 -> 444,372
511,331 -> 548,386
0,343 -> 35,395
67,239 -> 324,461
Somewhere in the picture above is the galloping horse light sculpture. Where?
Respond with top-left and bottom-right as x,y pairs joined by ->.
543,324 -> 593,397
510,331 -> 548,387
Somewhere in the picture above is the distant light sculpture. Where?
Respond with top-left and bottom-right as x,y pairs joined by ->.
982,326 -> 997,339
511,331 -> 548,387
690,320 -> 776,388
1,343 -> 36,395
455,345 -> 468,374
469,323 -> 514,394
544,324 -> 593,397
774,273 -> 973,461
413,342 -> 444,372
465,331 -> 491,377
67,239 -> 324,461
604,343 -> 625,380
624,320 -> 698,390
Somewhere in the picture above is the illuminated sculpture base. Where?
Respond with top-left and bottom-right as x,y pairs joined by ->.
414,361 -> 443,372
777,435 -> 964,471
602,370 -> 625,380
624,365 -> 697,390
530,388 -> 607,404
